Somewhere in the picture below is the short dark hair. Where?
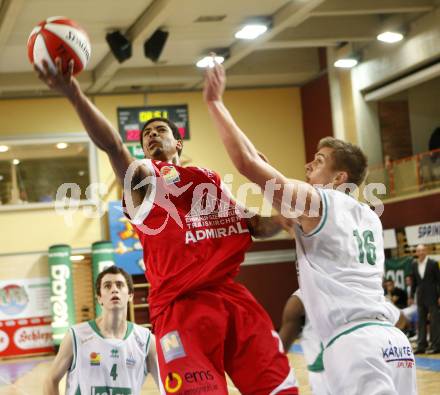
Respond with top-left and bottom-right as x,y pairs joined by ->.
95,265 -> 134,296
140,117 -> 183,156
318,137 -> 368,186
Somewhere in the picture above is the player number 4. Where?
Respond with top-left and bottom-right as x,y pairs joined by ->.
353,229 -> 376,265
110,364 -> 118,381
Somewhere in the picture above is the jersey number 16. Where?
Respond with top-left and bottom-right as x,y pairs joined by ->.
353,229 -> 376,265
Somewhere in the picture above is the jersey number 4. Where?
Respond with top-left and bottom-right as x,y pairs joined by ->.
110,364 -> 118,381
353,229 -> 376,265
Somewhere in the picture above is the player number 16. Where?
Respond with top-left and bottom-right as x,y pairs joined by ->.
353,229 -> 377,265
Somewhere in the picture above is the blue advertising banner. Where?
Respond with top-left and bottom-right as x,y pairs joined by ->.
108,201 -> 144,275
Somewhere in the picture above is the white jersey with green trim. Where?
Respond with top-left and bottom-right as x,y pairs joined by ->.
293,289 -> 322,367
66,320 -> 152,395
294,188 -> 398,344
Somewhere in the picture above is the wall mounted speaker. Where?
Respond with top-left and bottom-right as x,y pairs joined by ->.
144,29 -> 169,62
106,31 -> 132,63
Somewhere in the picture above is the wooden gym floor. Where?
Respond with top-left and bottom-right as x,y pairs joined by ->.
1,345 -> 439,394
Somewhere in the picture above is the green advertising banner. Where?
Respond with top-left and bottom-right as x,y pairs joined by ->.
92,241 -> 115,315
48,244 -> 76,346
384,256 -> 413,290
127,144 -> 145,160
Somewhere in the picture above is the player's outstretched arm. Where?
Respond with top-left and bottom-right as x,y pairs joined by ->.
246,214 -> 295,239
228,153 -> 294,239
34,58 -> 149,188
242,152 -> 295,238
146,334 -> 160,388
204,63 -> 321,232
279,294 -> 305,353
44,331 -> 74,395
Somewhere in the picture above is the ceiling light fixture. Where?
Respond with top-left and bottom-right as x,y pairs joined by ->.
334,58 -> 359,69
377,31 -> 404,43
235,24 -> 268,40
56,142 -> 68,149
70,255 -> 85,261
0,145 -> 9,153
12,159 -> 20,165
196,55 -> 225,68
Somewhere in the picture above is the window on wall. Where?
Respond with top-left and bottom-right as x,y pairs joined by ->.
0,136 -> 97,208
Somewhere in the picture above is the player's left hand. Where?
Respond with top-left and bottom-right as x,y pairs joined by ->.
203,53 -> 226,102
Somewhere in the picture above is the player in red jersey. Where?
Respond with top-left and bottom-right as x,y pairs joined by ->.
35,58 -> 298,395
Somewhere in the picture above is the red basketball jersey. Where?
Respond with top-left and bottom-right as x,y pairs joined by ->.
124,159 -> 252,321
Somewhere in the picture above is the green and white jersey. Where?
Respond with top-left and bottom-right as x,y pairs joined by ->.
294,188 -> 398,344
66,320 -> 152,395
293,289 -> 323,371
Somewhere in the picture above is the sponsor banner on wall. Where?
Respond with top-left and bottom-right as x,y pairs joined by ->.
0,278 -> 54,357
383,229 -> 397,249
405,221 -> 440,246
48,245 -> 76,346
108,201 -> 144,275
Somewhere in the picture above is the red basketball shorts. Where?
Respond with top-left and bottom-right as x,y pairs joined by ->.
153,282 -> 298,395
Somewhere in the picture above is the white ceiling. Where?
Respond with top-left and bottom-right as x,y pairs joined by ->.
0,0 -> 436,98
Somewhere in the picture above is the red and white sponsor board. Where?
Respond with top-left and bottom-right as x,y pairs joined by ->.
0,278 -> 54,357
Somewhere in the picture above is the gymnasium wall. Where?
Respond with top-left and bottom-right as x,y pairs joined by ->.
300,73 -> 333,163
377,100 -> 413,160
407,77 -> 440,154
381,192 -> 440,230
0,86 -> 305,258
0,253 -> 48,280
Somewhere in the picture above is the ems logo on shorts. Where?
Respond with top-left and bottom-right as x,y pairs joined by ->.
160,331 -> 186,363
165,372 -> 183,393
161,166 -> 180,185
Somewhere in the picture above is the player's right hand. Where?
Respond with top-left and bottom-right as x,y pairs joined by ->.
203,54 -> 226,103
34,57 -> 80,98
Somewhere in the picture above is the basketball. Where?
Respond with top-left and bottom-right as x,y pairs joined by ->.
27,16 -> 91,75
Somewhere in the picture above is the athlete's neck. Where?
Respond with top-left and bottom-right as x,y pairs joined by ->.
96,311 -> 128,339
151,153 -> 181,166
